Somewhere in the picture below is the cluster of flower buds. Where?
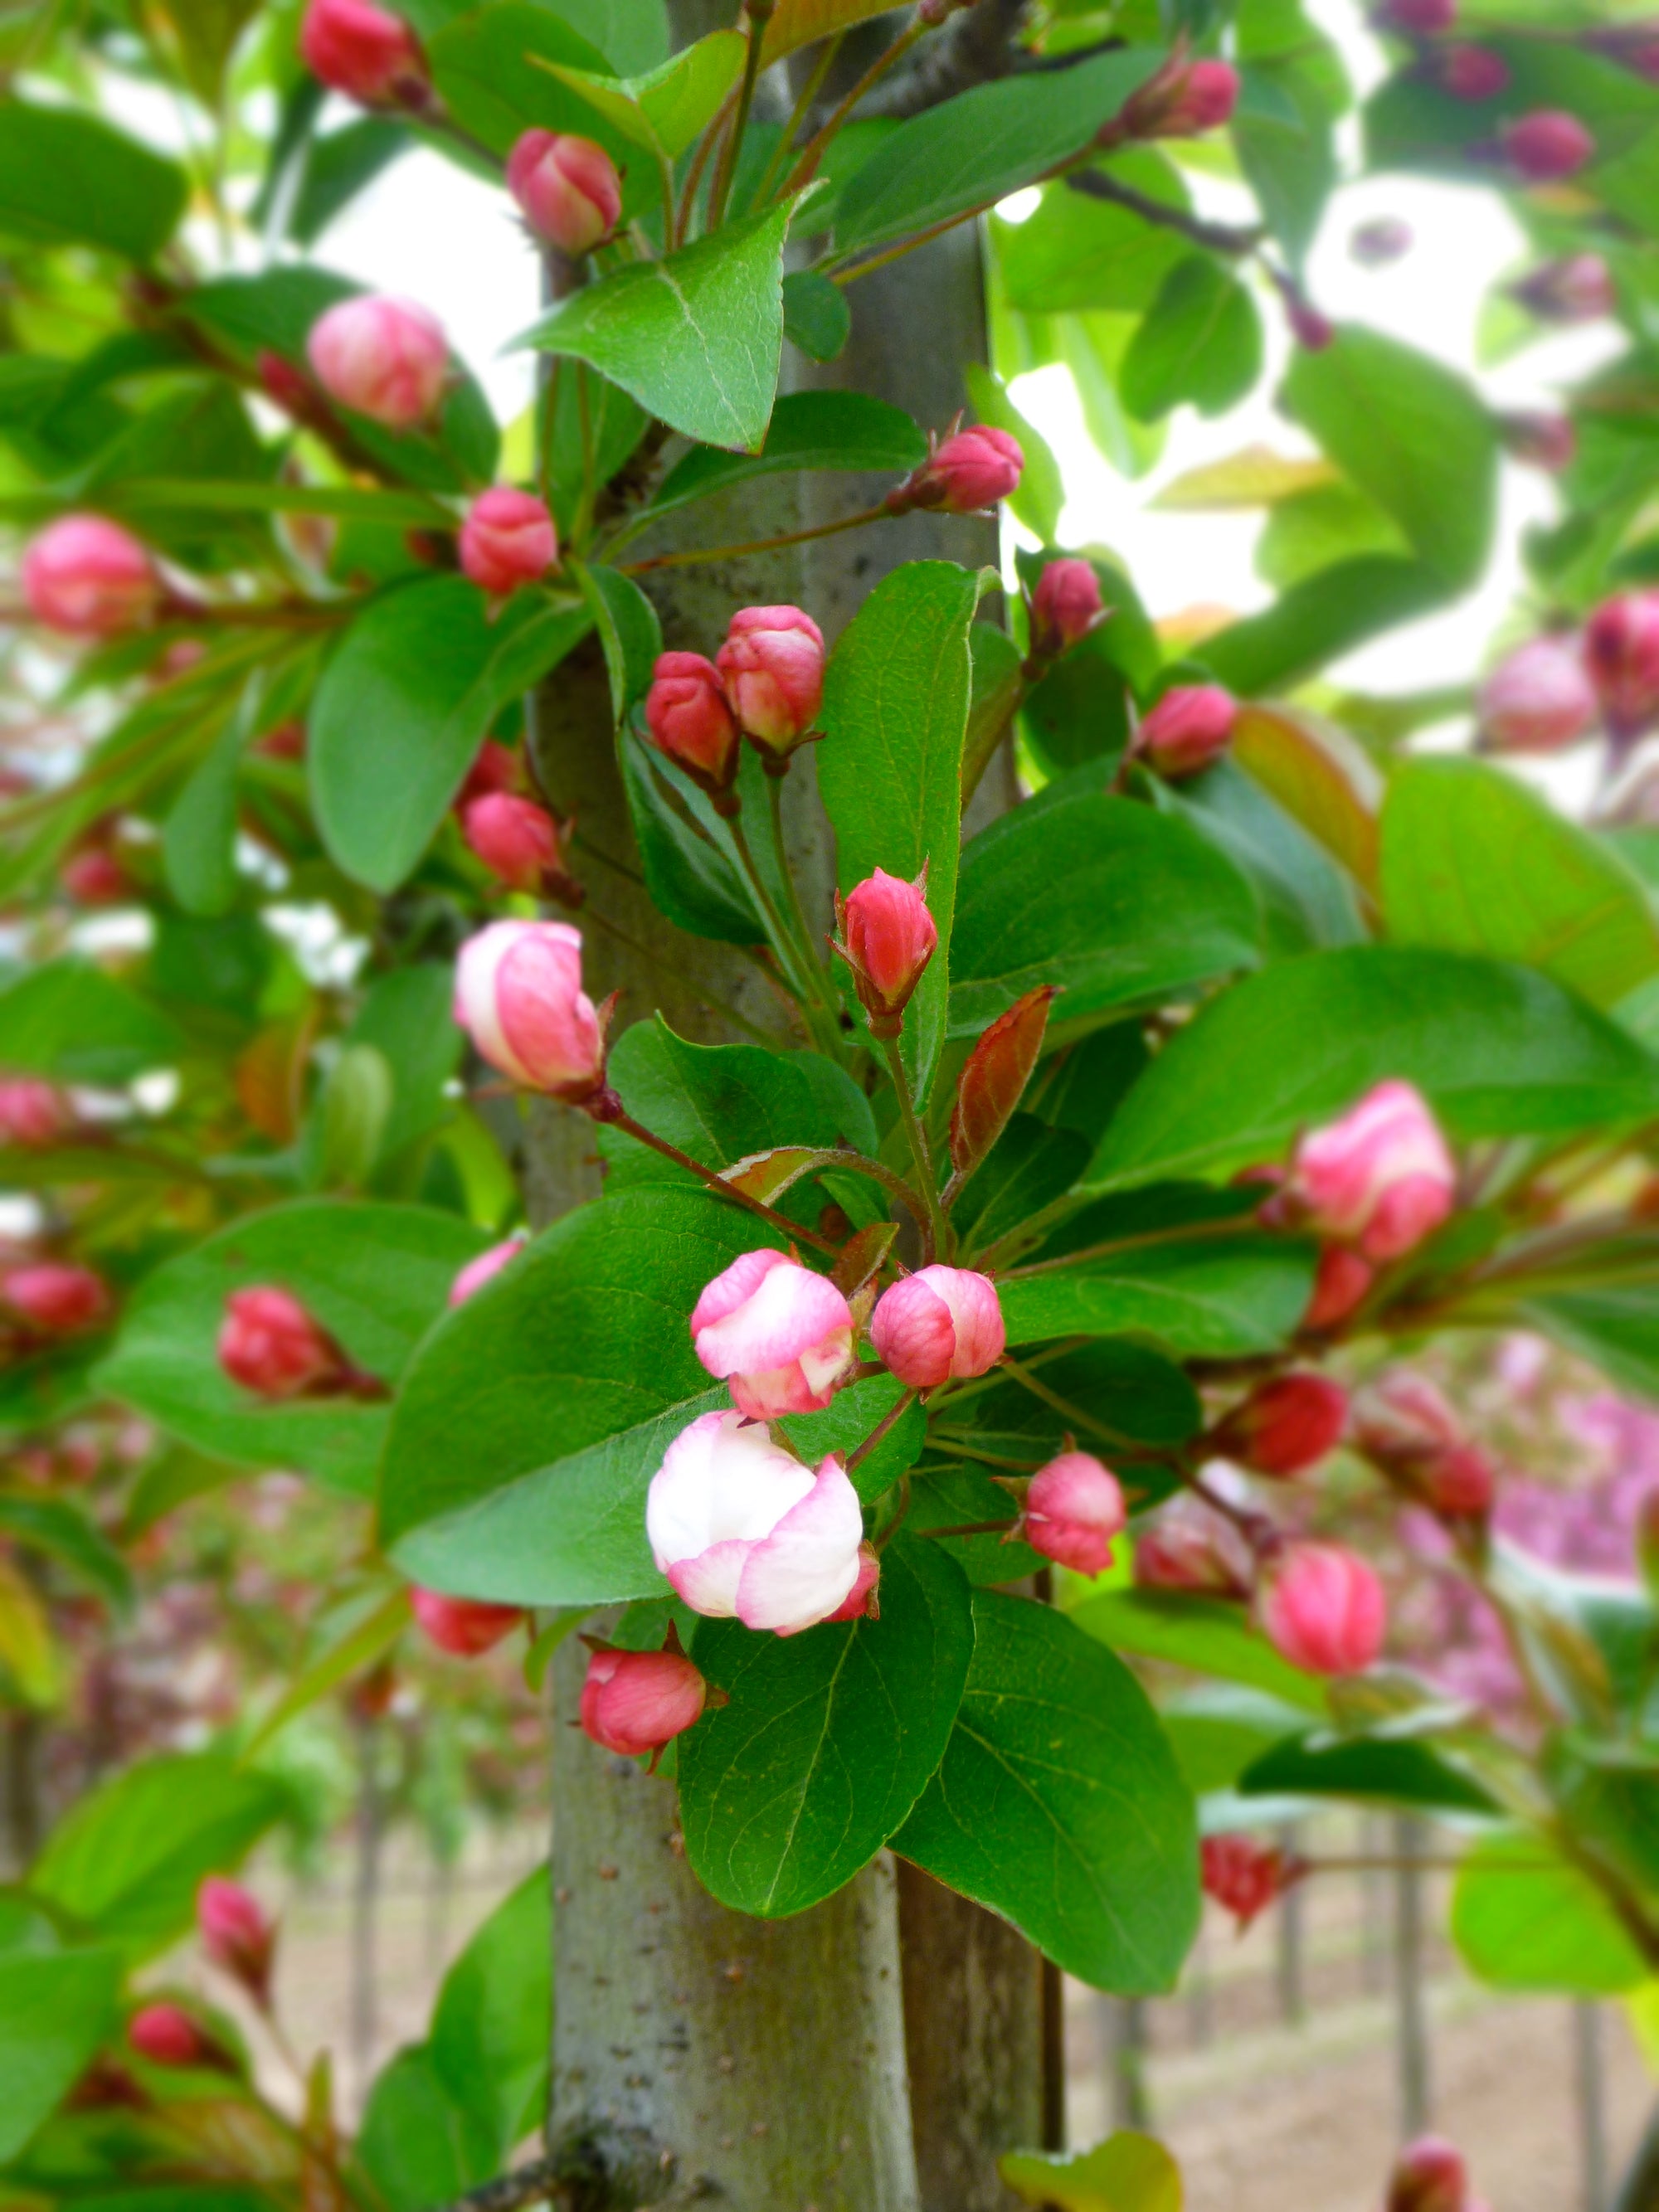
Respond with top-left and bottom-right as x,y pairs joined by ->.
197,1878 -> 275,2010
459,487 -> 559,599
691,1249 -> 856,1419
1353,1369 -> 1496,1519
1026,558 -> 1107,668
1479,591 -> 1659,755
1257,1539 -> 1387,1675
449,1234 -> 525,1306
411,1586 -> 525,1656
868,1265 -> 1005,1390
884,422 -> 1024,518
832,868 -> 938,1038
128,2004 -> 235,2073
452,920 -> 612,1104
2,1261 -> 111,1339
306,294 -> 450,430
22,516 -> 163,638
1132,684 -> 1238,780
508,130 -> 624,257
579,1623 -> 713,1764
1200,1832 -> 1306,1931
1018,1450 -> 1126,1576
1277,1079 -> 1456,1270
216,1286 -> 385,1402
644,605 -> 826,802
1115,52 -> 1241,140
1386,2136 -> 1488,2212
0,1077 -> 80,1150
1212,1372 -> 1349,1478
300,0 -> 431,109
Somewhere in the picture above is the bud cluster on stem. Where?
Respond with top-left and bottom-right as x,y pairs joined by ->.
1200,1833 -> 1306,1930
507,130 -> 622,256
300,0 -> 431,108
579,1626 -> 712,1763
644,603 -> 825,800
217,1286 -> 383,1403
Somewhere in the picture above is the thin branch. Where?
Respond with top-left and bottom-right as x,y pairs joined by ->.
879,1033 -> 949,1264
616,499 -> 890,576
846,1388 -> 919,1474
426,2154 -> 571,2212
783,17 -> 928,194
1064,169 -> 1265,258
606,1108 -> 842,1257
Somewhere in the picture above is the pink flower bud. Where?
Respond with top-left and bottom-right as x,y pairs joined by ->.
129,2005 -> 229,2072
715,605 -> 825,757
889,425 -> 1024,515
834,868 -> 938,1037
410,1587 -> 524,1656
1440,42 -> 1510,97
1514,252 -> 1615,323
869,1266 -> 1005,1391
1029,559 -> 1107,658
299,0 -> 428,105
1350,216 -> 1413,265
22,517 -> 161,638
61,843 -> 129,906
1501,109 -> 1595,182
197,1878 -> 274,2007
457,739 -> 521,809
507,130 -> 623,256
1420,1443 -> 1496,1518
646,1409 -> 865,1635
1302,1245 -> 1374,1330
218,1286 -> 354,1400
1214,1373 -> 1348,1477
1258,1541 -> 1386,1675
1497,411 -> 1574,472
0,1079 -> 76,1150
1585,591 -> 1659,741
1200,1834 -> 1304,1930
306,294 -> 448,430
1285,294 -> 1336,350
1379,0 -> 1454,31
690,1249 -> 855,1420
579,1641 -> 708,1758
1388,2137 -> 1472,2212
1023,1451 -> 1126,1576
1287,1079 -> 1455,1263
644,651 -> 741,799
452,921 -> 607,1099
1354,1371 -> 1495,1518
1590,25 -> 1659,82
1136,684 -> 1237,778
461,794 -> 570,897
825,1540 -> 881,1622
1121,54 -> 1240,137
459,488 -> 557,596
449,1235 -> 524,1306
2,1263 -> 110,1336
1135,1496 -> 1253,1596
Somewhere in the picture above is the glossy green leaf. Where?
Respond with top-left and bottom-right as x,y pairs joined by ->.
310,577 -> 591,892
1452,1828 -> 1651,1995
641,391 -> 924,527
343,964 -> 465,1176
1163,759 -> 1365,959
427,2 -> 630,161
162,704 -> 245,919
1002,2132 -> 1182,2212
1087,946 -> 1659,1194
358,2045 -> 494,2212
998,1234 -> 1314,1359
1160,1685 -> 1312,1796
1070,1589 -> 1327,1712
0,102 -> 187,261
1121,256 -> 1262,423
578,562 -> 662,724
782,270 -> 852,362
0,960 -> 182,1086
1241,1729 -> 1497,1813
538,31 -> 745,158
618,732 -> 763,945
1527,1283 -> 1659,1405
995,160 -> 1190,315
955,1116 -> 1090,1258
1201,554 -> 1448,695
680,1537 -> 975,1917
98,1202 -> 487,1499
0,1948 -> 123,2164
429,1868 -> 552,2158
893,1592 -> 1199,1990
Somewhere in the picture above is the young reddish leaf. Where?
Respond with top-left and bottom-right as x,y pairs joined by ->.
949,986 -> 1056,1179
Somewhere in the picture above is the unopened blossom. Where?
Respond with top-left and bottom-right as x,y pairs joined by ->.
61,843 -> 129,905
1514,252 -> 1615,323
217,1286 -> 367,1401
1201,1834 -> 1304,1930
22,516 -> 161,637
449,1235 -> 525,1305
1215,1373 -> 1349,1477
0,1079 -> 76,1150
299,0 -> 428,104
452,921 -> 607,1099
1479,635 -> 1597,752
1302,1244 -> 1374,1330
888,425 -> 1023,515
1287,1080 -> 1455,1263
507,129 -> 622,256
716,605 -> 825,758
461,794 -> 576,899
1355,1371 -> 1496,1518
459,488 -> 557,596
646,1409 -> 864,1635
833,868 -> 937,1036
1388,2137 -> 1480,2212
1134,1495 -> 1254,1595
869,1266 -> 1005,1390
3,1262 -> 110,1335
1498,411 -> 1574,472
644,652 -> 741,800
458,739 -> 521,808
1136,685 -> 1236,777
690,1248 -> 854,1420
1121,53 -> 1240,137
129,2005 -> 230,2072
1584,591 -> 1659,741
197,1879 -> 274,2007
1258,1541 -> 1386,1675
1441,42 -> 1510,98
306,294 -> 448,429
1501,109 -> 1595,182
1023,1451 -> 1126,1576
1350,216 -> 1413,265
1029,559 -> 1106,659
410,1587 -> 524,1656
579,1640 -> 708,1759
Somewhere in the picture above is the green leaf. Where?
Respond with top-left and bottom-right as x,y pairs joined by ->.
0,103 -> 187,261
832,51 -> 1161,255
995,158 -> 1190,315
963,366 -> 1063,542
30,1755 -> 287,1962
380,1189 -> 775,1602
1002,2132 -> 1182,2212
1201,554 -> 1449,695
1256,481 -> 1410,591
0,1948 -> 123,2164
429,1868 -> 551,2158
998,1235 -> 1314,1359
781,1373 -> 926,1504
310,577 -> 592,893
1086,946 -> 1659,1194
1162,758 -> 1365,959
537,31 -> 745,158
245,1587 -> 412,1757
518,196 -> 805,453
1382,758 -> 1659,1012
640,391 -> 925,527
0,1495 -> 133,1617
893,1592 -> 1199,1991
97,1202 -> 487,1499
577,562 -> 662,724
358,2045 -> 494,2212
1069,1589 -> 1327,1712
782,270 -> 852,363
618,732 -> 763,945
1527,1283 -> 1659,1406
955,1116 -> 1090,1258
0,960 -> 182,1086
1240,1730 -> 1497,1814
1280,328 -> 1497,588
1120,255 -> 1263,423
426,2 -> 630,160
291,118 -> 412,246
1452,1829 -> 1651,1995
818,562 -> 981,1091
1234,57 -> 1338,271
163,698 -> 248,920
949,778 -> 1260,1040
679,1536 -> 975,1918
154,0 -> 261,103
1160,1685 -> 1312,1796
343,964 -> 465,1177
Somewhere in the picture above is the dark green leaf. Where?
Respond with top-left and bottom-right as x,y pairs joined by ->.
1120,257 -> 1263,423
0,1948 -> 123,2163
427,2 -> 630,160
358,2046 -> 494,2212
162,702 -> 246,920
0,960 -> 182,1086
995,158 -> 1190,314
955,1116 -> 1089,1257
640,391 -> 925,527
783,269 -> 852,362
0,1496 -> 132,1616
344,965 -> 465,1176
999,1235 -> 1313,1358
577,563 -> 662,723
1160,759 -> 1365,957
1241,1729 -> 1497,1813
291,118 -> 412,246
429,1868 -> 551,2158
618,732 -> 763,945
1201,555 -> 1449,695
0,103 -> 187,261
781,1373 -> 927,1504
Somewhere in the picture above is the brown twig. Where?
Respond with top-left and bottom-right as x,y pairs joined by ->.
1064,168 -> 1265,257
425,2154 -> 572,2212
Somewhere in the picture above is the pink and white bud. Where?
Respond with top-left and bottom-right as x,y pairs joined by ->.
690,1248 -> 854,1420
579,1641 -> 708,1758
715,605 -> 825,756
1585,591 -> 1659,741
452,921 -> 607,1099
1135,1496 -> 1253,1596
306,294 -> 448,430
299,0 -> 428,105
1514,252 -> 1615,323
1480,636 -> 1597,753
197,1879 -> 274,2006
129,2005 -> 229,2072
1201,1834 -> 1304,1931
1136,684 -> 1237,778
449,1235 -> 525,1306
1029,559 -> 1107,658
1287,1080 -> 1455,1263
459,488 -> 557,596
1302,1245 -> 1374,1330
1388,2137 -> 1473,2212
22,516 -> 161,638
410,1587 -> 524,1656
2,1263 -> 110,1336
1258,1541 -> 1386,1675
1023,1451 -> 1126,1576
825,1540 -> 881,1622
1441,42 -> 1510,97
1501,109 -> 1595,182
218,1286 -> 353,1400
644,652 -> 741,799
889,425 -> 1024,515
1121,54 -> 1240,137
834,868 -> 938,1036
646,1409 -> 864,1635
507,130 -> 623,256
868,1266 -> 1005,1391
1214,1373 -> 1348,1477
0,1079 -> 76,1150
462,794 -> 571,897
